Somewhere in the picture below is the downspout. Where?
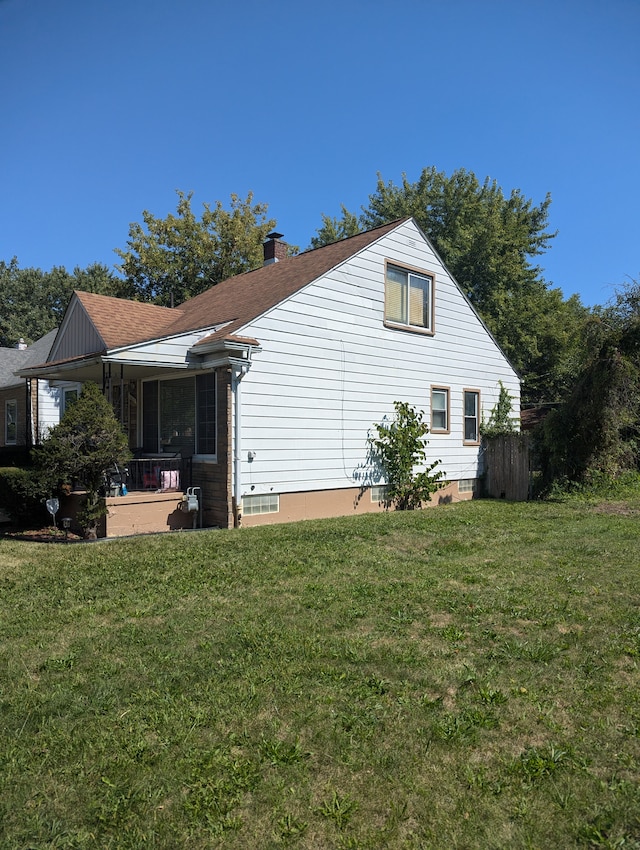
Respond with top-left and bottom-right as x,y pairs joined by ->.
25,379 -> 33,448
231,363 -> 248,527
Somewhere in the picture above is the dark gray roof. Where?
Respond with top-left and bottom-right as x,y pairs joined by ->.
0,329 -> 58,389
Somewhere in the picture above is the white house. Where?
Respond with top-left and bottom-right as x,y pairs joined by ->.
21,217 -> 520,532
0,330 -> 80,451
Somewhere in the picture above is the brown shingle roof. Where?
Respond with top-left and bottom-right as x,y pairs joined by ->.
76,218 -> 407,349
75,291 -> 181,349
163,218 -> 407,340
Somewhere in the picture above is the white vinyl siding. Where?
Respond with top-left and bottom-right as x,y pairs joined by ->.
234,219 -> 518,496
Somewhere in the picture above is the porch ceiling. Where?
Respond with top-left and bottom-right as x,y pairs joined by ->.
42,359 -> 186,385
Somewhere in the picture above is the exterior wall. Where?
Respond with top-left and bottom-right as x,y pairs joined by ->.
104,491 -> 195,537
191,367 -> 233,528
36,381 -> 63,442
107,330 -> 208,367
0,380 -> 70,448
51,300 -> 104,361
240,480 -> 475,527
61,490 -> 195,537
236,219 -> 520,513
0,385 -> 27,447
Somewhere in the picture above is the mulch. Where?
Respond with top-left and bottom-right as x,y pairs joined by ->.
0,525 -> 85,543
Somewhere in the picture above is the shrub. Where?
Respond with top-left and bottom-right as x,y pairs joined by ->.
482,381 -> 518,439
33,382 -> 130,538
0,466 -> 50,526
369,401 -> 445,510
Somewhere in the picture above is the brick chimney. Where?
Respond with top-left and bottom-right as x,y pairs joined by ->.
263,232 -> 287,265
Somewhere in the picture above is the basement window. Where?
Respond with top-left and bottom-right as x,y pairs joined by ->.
370,485 -> 388,503
458,479 -> 477,494
243,494 -> 279,516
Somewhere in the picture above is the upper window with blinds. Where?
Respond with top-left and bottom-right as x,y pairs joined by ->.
384,263 -> 434,333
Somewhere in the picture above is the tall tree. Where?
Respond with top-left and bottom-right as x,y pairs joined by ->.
309,205 -> 360,249
310,167 -> 587,403
539,278 -> 640,485
114,190 -> 277,306
0,260 -> 129,347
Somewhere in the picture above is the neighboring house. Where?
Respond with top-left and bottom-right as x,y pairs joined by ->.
0,330 -> 79,451
20,217 -> 520,530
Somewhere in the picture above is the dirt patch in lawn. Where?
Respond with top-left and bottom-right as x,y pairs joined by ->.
592,502 -> 640,517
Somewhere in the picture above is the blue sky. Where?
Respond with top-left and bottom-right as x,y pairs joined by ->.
1,0 -> 638,308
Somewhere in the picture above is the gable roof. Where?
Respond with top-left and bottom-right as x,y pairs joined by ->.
73,291 -> 180,350
0,329 -> 57,388
24,218 -> 414,375
163,219 -> 407,342
63,219 -> 407,356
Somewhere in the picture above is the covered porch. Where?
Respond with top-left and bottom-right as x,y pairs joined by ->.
18,300 -> 257,532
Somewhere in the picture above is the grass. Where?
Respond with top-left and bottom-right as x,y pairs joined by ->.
1,493 -> 639,848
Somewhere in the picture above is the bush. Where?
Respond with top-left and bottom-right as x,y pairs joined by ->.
33,382 -> 130,538
0,466 -> 51,526
369,401 -> 445,510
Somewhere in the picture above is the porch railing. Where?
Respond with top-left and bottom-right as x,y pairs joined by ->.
107,454 -> 192,495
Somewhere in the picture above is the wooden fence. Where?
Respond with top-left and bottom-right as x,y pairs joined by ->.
483,434 -> 531,501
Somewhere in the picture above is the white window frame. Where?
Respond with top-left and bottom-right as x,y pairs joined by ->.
62,386 -> 80,414
463,389 -> 481,445
431,386 -> 450,433
384,261 -> 435,334
5,399 -> 17,445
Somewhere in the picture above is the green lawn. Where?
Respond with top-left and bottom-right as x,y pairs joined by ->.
1,496 -> 639,848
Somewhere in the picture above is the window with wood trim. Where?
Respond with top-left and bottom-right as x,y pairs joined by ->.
384,263 -> 434,332
431,387 -> 449,433
463,390 -> 480,444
